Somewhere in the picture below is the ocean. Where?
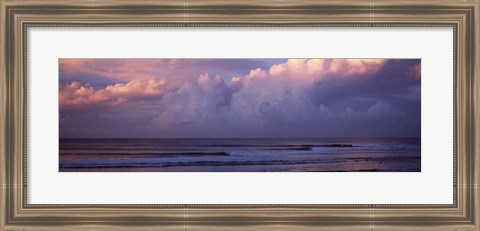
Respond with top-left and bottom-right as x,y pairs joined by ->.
59,138 -> 421,172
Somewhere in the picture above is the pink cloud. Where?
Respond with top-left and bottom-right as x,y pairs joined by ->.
238,59 -> 387,88
60,59 -> 388,109
60,78 -> 165,107
327,59 -> 386,76
269,59 -> 385,76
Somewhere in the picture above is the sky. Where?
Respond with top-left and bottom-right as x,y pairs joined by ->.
59,58 -> 421,138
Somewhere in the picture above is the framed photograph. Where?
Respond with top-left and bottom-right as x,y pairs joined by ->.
58,58 -> 422,173
1,0 -> 479,230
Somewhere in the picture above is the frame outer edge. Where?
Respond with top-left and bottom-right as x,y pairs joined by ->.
473,1 -> 479,230
1,0 -> 9,230
1,0 -> 479,230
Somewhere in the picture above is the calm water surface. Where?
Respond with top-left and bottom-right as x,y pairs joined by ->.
59,138 -> 421,172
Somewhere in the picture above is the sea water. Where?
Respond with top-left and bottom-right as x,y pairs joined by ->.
59,138 -> 421,172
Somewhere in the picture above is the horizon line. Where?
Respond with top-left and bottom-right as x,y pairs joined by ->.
59,137 -> 421,139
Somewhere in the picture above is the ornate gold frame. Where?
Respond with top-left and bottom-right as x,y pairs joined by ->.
1,0 -> 479,230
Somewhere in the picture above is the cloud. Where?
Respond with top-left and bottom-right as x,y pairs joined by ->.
223,59 -> 387,125
59,59 -> 420,138
151,73 -> 230,127
145,59 -> 414,137
269,59 -> 386,77
60,78 -> 165,107
240,59 -> 386,87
